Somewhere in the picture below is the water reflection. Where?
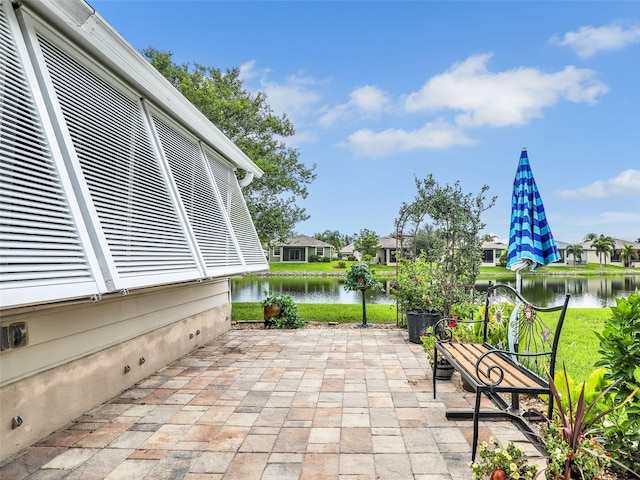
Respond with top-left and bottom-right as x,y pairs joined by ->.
231,275 -> 639,308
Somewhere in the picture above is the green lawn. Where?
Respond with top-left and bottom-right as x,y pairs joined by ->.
265,261 -> 633,277
553,308 -> 609,383
232,302 -> 611,383
233,302 -> 399,324
266,261 -> 397,275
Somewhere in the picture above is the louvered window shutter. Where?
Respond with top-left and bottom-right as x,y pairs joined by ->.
37,35 -> 201,289
205,148 -> 267,271
0,3 -> 102,308
151,113 -> 244,276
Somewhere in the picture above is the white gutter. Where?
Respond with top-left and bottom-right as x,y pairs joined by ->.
237,172 -> 254,187
20,0 -> 263,180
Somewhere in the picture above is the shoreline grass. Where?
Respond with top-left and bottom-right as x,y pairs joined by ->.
263,260 -> 638,277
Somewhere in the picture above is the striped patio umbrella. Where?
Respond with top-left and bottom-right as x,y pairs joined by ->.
506,148 -> 560,352
506,148 -> 560,280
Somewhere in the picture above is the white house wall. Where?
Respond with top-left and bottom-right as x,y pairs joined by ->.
0,280 -> 231,459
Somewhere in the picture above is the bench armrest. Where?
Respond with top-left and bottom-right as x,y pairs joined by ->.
474,348 -> 552,387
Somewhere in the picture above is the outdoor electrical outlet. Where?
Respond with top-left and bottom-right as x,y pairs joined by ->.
0,323 -> 28,351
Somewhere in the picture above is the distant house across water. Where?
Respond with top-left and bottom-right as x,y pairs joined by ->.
268,235 -> 333,262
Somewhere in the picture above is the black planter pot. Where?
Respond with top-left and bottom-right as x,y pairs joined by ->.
435,362 -> 454,381
407,311 -> 440,344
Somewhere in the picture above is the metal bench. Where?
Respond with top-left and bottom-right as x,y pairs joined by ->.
432,283 -> 570,460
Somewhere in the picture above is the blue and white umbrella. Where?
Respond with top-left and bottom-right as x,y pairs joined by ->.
506,148 -> 560,278
506,148 -> 560,352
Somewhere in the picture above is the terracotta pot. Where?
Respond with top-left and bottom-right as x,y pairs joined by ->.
490,470 -> 507,480
263,304 -> 282,328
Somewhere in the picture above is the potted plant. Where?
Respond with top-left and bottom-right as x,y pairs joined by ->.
343,262 -> 381,291
261,291 -> 305,329
393,176 -> 494,342
420,326 -> 454,381
344,262 -> 381,327
470,436 -> 538,480
392,253 -> 444,343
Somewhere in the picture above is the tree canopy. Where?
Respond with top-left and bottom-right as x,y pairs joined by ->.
395,174 -> 496,316
354,229 -> 381,259
314,230 -> 353,254
142,48 -> 317,247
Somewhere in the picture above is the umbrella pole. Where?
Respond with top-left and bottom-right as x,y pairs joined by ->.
509,265 -> 526,414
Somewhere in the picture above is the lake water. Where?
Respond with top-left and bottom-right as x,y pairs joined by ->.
231,275 -> 640,308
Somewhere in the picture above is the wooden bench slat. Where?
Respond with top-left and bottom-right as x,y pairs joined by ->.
439,343 -> 544,389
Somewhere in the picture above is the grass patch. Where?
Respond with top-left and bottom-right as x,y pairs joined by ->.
555,308 -> 609,383
265,261 -> 633,277
233,302 -> 399,324
266,261 -> 397,275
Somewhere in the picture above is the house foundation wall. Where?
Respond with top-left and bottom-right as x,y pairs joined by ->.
0,280 -> 231,461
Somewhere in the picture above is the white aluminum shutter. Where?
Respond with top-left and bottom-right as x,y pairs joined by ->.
36,35 -> 201,288
205,148 -> 267,271
0,2 -> 102,308
151,113 -> 244,275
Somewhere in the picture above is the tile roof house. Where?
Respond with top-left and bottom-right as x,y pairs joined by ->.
0,0 -> 267,460
576,238 -> 640,267
340,236 -> 400,265
269,235 -> 333,262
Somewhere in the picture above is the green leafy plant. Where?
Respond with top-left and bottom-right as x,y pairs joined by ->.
343,262 -> 381,291
543,364 -> 638,479
337,261 -> 346,269
470,437 -> 538,479
594,291 -> 640,473
391,253 -> 444,313
261,291 -> 305,329
420,328 -> 438,364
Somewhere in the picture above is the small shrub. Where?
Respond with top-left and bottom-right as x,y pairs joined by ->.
321,256 -> 331,263
347,255 -> 356,261
343,262 -> 381,291
308,254 -> 320,263
261,291 -> 305,329
594,291 -> 640,473
337,261 -> 346,269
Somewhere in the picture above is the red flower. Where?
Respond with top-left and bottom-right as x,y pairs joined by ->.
568,453 -> 574,460
447,318 -> 458,328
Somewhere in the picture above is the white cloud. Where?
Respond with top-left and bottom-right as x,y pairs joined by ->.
553,23 -> 640,58
261,75 -> 322,120
238,61 -> 322,121
556,169 -> 640,199
343,119 -> 475,158
319,85 -> 389,127
350,85 -> 388,113
404,54 -> 608,128
238,60 -> 262,82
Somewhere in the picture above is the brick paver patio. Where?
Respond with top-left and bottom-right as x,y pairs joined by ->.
0,328 -> 538,479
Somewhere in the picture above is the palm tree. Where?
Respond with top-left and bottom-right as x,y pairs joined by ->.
591,235 -> 614,267
619,244 -> 639,268
584,233 -> 598,242
565,244 -> 584,267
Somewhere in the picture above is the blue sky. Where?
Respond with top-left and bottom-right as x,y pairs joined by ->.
92,1 -> 640,244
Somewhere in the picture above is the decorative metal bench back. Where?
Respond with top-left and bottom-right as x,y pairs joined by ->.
483,283 -> 571,380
